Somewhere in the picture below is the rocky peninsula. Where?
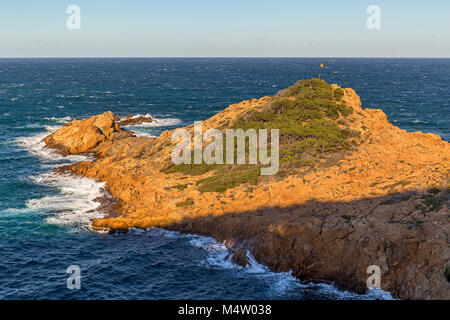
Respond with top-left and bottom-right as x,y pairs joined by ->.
43,79 -> 450,299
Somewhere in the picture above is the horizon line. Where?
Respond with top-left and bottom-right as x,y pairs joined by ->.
0,56 -> 449,59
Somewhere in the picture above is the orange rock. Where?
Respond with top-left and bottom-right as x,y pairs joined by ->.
43,84 -> 450,300
43,111 -> 133,155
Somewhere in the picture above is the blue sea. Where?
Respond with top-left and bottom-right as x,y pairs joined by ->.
0,58 -> 448,300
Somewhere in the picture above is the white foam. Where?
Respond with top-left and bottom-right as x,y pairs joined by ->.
130,227 -> 190,239
130,130 -> 157,138
15,126 -> 93,165
0,207 -> 34,215
44,125 -> 62,132
15,125 -> 105,231
187,236 -> 308,296
44,116 -> 72,123
15,123 -> 42,129
26,172 -> 106,230
123,113 -> 153,120
189,237 -> 238,269
187,235 -> 395,300
123,115 -> 182,128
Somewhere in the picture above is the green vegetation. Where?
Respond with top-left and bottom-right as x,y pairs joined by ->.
389,180 -> 411,189
333,87 -> 345,100
415,189 -> 448,213
196,165 -> 260,193
175,198 -> 194,207
424,194 -> 446,212
164,162 -> 218,176
341,214 -> 352,222
165,79 -> 357,193
235,79 -> 355,168
173,184 -> 187,191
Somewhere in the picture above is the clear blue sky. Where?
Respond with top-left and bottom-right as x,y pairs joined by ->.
1,0 -> 449,57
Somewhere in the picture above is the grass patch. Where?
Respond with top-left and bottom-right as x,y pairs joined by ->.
172,184 -> 187,191
175,198 -> 194,207
196,165 -> 260,193
333,87 -> 345,101
163,162 -> 219,176
424,194 -> 446,212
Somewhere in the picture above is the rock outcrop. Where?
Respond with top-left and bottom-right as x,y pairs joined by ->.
43,111 -> 133,155
116,114 -> 153,126
43,81 -> 450,299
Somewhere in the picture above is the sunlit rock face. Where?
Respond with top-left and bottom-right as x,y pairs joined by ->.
44,80 -> 450,299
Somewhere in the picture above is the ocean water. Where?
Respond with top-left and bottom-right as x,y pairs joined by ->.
0,58 -> 448,300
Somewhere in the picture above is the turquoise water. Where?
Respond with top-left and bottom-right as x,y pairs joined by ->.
0,58 -> 448,299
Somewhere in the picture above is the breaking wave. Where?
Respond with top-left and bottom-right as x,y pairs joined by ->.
188,236 -> 394,300
131,228 -> 395,300
120,113 -> 182,137
122,113 -> 182,128
44,116 -> 73,123
15,126 -> 92,166
16,126 -> 105,231
26,172 -> 107,230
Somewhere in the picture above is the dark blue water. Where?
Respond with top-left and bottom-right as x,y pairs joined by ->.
0,58 -> 448,300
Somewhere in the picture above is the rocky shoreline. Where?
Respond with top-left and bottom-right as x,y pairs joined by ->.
43,81 -> 449,299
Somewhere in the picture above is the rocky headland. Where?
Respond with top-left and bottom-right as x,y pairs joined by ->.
43,79 -> 450,299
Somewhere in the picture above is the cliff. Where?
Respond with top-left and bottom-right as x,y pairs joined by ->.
43,79 -> 450,299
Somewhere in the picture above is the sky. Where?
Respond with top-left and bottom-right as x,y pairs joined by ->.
0,0 -> 449,57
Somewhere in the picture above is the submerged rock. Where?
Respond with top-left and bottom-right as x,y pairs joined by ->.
117,114 -> 153,126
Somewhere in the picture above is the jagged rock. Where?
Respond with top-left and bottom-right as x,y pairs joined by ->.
43,111 -> 133,155
224,239 -> 250,267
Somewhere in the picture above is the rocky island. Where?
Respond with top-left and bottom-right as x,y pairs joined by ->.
43,79 -> 449,299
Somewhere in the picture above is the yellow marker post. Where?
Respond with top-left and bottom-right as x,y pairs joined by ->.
319,64 -> 325,79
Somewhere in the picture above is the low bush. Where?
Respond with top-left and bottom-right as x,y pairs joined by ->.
165,79 -> 357,192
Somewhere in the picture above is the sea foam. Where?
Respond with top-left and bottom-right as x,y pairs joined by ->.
26,172 -> 106,230
15,126 -> 93,165
44,116 -> 73,123
16,126 -> 106,231
187,234 -> 394,300
120,113 -> 182,137
122,114 -> 182,128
